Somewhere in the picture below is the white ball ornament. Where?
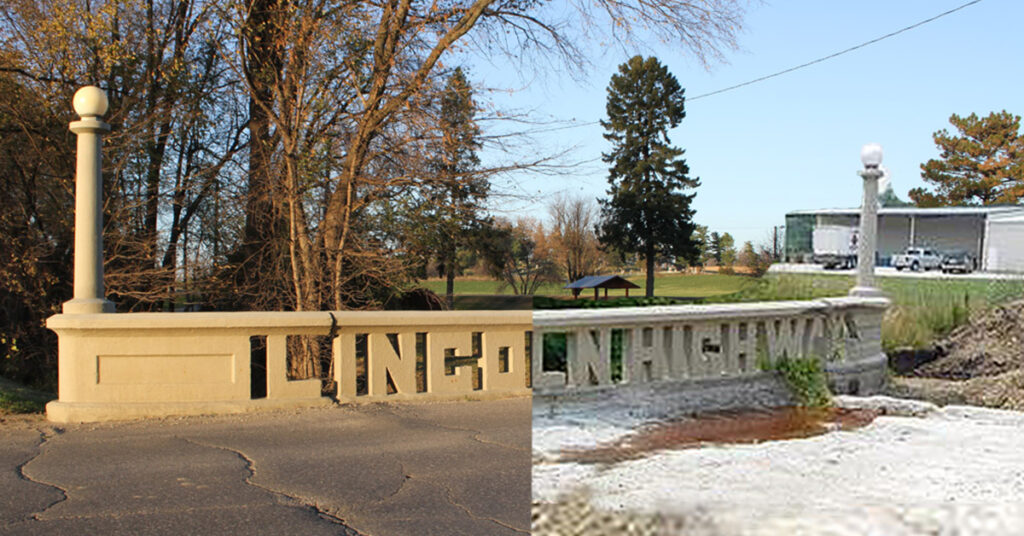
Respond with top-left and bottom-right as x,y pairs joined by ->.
73,86 -> 109,117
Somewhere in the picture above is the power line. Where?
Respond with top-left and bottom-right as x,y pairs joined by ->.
516,0 -> 984,130
689,0 -> 984,101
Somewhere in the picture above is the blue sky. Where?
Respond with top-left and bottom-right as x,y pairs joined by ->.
464,0 -> 1022,248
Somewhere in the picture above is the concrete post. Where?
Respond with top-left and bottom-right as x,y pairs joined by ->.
63,86 -> 115,314
850,143 -> 885,298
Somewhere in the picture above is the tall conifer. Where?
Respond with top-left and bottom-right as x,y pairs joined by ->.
597,55 -> 700,297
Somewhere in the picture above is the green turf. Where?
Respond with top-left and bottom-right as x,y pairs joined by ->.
0,376 -> 53,414
417,272 -> 753,299
419,271 -> 1024,350
712,272 -> 1024,306
712,272 -> 1024,350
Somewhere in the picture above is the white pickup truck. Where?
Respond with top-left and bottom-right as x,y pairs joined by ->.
892,248 -> 943,271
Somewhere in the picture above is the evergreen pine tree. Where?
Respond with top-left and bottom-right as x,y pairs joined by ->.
910,111 -> 1024,206
709,232 -> 722,265
597,55 -> 700,297
424,68 -> 488,308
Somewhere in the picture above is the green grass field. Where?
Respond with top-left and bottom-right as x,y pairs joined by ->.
715,272 -> 1024,306
708,272 -> 1024,350
418,273 -> 753,299
419,271 -> 1024,351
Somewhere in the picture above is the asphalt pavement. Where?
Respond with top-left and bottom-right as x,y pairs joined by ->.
0,397 -> 531,536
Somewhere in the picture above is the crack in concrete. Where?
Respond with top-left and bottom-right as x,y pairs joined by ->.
17,426 -> 69,522
181,437 -> 365,536
368,455 -> 410,505
381,405 -> 530,453
9,502 -> 327,521
436,480 -> 530,535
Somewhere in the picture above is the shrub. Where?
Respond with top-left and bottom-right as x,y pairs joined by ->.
542,332 -> 567,372
760,356 -> 832,408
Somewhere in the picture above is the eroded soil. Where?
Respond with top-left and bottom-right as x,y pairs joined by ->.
916,299 -> 1024,379
559,406 -> 878,465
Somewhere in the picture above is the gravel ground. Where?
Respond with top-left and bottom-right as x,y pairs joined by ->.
533,397 -> 1024,535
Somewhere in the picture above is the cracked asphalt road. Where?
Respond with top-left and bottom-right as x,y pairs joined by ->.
0,397 -> 530,536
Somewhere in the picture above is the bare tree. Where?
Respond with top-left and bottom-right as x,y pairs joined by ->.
548,194 -> 601,282
0,0 -> 749,386
227,0 -> 751,308
0,0 -> 245,386
479,218 -> 558,295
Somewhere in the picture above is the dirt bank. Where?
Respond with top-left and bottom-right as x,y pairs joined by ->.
915,299 -> 1024,380
888,299 -> 1024,410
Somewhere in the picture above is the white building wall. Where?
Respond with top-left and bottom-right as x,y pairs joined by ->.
816,214 -> 984,266
986,216 -> 1024,272
877,216 -> 912,263
911,215 -> 985,259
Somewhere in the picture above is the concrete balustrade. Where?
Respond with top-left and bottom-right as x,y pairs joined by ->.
46,86 -> 892,423
532,297 -> 890,411
46,86 -> 534,423
332,310 -> 533,400
46,310 -> 532,422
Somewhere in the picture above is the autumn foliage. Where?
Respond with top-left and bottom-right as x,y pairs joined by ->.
0,0 -> 748,387
910,111 -> 1024,207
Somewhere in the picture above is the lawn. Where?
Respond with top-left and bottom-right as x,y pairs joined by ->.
714,272 -> 1024,351
417,272 -> 753,299
0,376 -> 53,415
420,271 -> 1024,351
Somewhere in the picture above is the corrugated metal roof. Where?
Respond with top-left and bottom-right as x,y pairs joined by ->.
788,206 -> 1024,217
564,275 -> 641,289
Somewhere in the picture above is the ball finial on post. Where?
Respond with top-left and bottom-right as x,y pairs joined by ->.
72,86 -> 109,118
63,86 -> 114,314
850,143 -> 885,298
860,142 -> 883,169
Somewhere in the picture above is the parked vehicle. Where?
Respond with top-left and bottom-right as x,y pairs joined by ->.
892,248 -> 942,271
941,251 -> 975,274
812,226 -> 858,269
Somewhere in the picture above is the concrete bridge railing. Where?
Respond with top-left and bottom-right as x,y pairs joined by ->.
531,297 -> 890,404
47,87 -> 892,422
46,310 -> 532,422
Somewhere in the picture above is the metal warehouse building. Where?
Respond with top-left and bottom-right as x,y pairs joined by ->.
785,206 -> 1024,272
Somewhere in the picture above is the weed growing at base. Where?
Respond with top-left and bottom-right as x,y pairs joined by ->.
758,356 -> 832,408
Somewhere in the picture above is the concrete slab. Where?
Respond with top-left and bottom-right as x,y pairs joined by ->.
0,397 -> 531,536
533,398 -> 1024,535
1,503 -> 347,536
0,425 -> 64,525
395,397 -> 532,450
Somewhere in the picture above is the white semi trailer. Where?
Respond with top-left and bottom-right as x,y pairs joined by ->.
812,226 -> 859,269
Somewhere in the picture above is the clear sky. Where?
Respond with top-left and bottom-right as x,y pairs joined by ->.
463,0 -> 1023,249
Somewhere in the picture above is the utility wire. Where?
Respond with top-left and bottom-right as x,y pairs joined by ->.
524,0 -> 983,130
689,0 -> 984,101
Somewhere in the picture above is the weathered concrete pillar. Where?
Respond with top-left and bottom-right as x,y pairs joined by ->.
850,143 -> 885,298
63,86 -> 115,314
